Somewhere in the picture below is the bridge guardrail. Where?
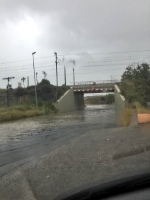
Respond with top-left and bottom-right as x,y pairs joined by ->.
70,80 -> 119,86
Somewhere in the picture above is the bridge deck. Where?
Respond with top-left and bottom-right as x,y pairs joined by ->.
73,83 -> 114,93
68,80 -> 118,93
74,88 -> 114,93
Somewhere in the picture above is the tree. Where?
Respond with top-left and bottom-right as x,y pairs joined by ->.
38,79 -> 50,86
105,94 -> 115,104
14,87 -> 26,97
121,63 -> 150,105
14,78 -> 69,103
37,79 -> 53,101
21,77 -> 26,88
42,71 -> 47,79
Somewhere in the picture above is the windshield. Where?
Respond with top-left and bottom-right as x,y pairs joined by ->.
0,1 -> 150,199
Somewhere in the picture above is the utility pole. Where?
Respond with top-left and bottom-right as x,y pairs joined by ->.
54,52 -> 58,101
54,52 -> 61,101
73,67 -> 75,86
32,52 -> 38,110
2,77 -> 15,107
69,59 -> 76,86
36,73 -> 38,85
64,66 -> 66,86
21,77 -> 26,88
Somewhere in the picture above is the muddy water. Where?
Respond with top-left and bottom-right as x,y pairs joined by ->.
0,105 -> 150,178
0,105 -> 117,153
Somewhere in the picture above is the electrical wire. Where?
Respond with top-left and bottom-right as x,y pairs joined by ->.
1,49 -> 150,64
1,57 -> 149,73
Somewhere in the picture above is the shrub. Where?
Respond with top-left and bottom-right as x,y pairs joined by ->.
24,110 -> 41,118
0,100 -> 57,122
132,102 -> 150,114
14,88 -> 26,97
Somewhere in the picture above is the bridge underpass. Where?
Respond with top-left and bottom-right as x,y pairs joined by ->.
54,80 -> 127,112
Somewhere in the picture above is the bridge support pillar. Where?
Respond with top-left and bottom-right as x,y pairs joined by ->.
53,88 -> 84,112
114,84 -> 128,111
74,92 -> 84,110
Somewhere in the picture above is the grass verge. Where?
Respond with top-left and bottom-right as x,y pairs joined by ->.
132,102 -> 150,114
119,108 -> 132,126
0,103 -> 57,122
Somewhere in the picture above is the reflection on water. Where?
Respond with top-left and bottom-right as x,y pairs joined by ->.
0,105 -> 116,143
0,105 -> 116,131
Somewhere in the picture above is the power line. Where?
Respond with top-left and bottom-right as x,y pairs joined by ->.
0,67 -> 127,79
1,55 -> 149,72
59,50 -> 150,57
1,49 -> 150,65
0,62 -> 148,77
1,55 -> 55,65
0,57 -> 145,70
0,66 -> 127,77
1,57 -> 149,73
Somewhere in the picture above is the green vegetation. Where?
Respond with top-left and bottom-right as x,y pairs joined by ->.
0,79 -> 69,122
119,63 -> 150,126
84,96 -> 105,104
121,63 -> 150,106
14,79 -> 69,102
105,94 -> 115,104
0,102 -> 57,122
84,94 -> 114,105
132,102 -> 150,114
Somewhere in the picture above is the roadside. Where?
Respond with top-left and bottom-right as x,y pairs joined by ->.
0,79 -> 69,122
0,103 -> 57,122
0,125 -> 150,200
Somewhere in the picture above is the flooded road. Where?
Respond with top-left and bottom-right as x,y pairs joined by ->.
0,105 -> 117,152
0,105 -> 117,177
0,104 -> 150,200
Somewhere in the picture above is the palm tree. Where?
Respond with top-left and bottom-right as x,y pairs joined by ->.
21,77 -> 26,88
42,71 -> 47,79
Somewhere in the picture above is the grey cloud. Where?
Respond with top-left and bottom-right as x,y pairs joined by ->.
0,0 -> 150,87
0,0 -> 149,55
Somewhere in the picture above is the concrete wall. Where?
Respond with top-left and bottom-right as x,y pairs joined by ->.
53,88 -> 84,112
74,92 -> 84,110
114,84 -> 127,111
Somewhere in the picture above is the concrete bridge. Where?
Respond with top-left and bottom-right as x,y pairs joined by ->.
73,80 -> 114,94
54,80 -> 128,112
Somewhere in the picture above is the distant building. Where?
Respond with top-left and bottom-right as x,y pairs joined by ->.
18,82 -> 22,88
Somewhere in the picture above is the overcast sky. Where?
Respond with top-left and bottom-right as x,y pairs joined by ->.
0,0 -> 150,88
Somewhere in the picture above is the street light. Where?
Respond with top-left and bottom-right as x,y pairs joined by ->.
32,52 -> 38,110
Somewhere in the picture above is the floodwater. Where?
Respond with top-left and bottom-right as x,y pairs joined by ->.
0,105 -> 117,153
0,104 -> 149,178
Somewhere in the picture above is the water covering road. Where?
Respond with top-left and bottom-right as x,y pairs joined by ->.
0,105 -> 117,177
